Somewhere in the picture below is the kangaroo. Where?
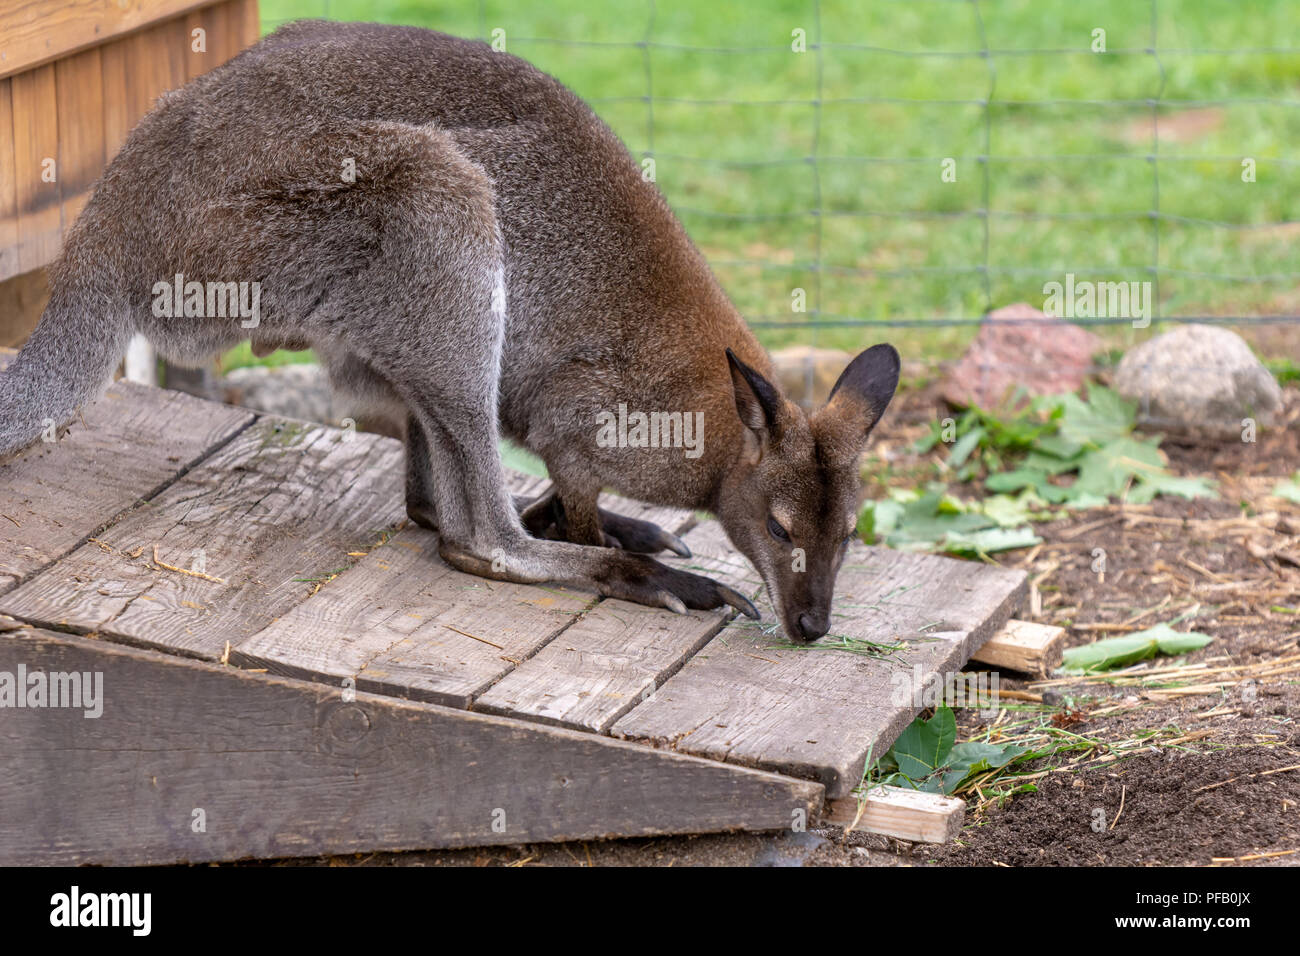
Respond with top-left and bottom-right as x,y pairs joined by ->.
0,20 -> 899,641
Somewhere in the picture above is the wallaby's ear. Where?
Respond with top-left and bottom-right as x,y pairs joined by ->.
813,343 -> 901,460
726,347 -> 785,441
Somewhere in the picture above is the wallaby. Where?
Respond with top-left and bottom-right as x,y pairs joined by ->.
0,20 -> 899,641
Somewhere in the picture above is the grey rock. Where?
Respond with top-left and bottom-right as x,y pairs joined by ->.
1114,324 -> 1282,436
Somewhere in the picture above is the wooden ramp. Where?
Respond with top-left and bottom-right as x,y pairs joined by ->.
0,364 -> 1026,864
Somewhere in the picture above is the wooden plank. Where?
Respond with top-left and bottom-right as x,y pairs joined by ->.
0,622 -> 824,865
971,618 -> 1066,677
0,353 -> 254,593
99,35 -> 133,159
126,18 -> 186,123
475,598 -> 727,732
825,786 -> 966,844
10,63 -> 60,273
232,519 -> 593,709
0,76 -> 18,282
0,0 -> 219,80
234,478 -> 689,710
474,520 -> 737,733
54,45 -> 105,230
230,0 -> 261,51
0,417 -> 408,660
613,543 -> 1027,797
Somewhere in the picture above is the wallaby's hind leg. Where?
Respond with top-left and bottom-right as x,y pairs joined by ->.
405,413 -> 439,531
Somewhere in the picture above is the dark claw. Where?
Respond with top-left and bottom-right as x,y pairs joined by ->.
656,590 -> 687,615
719,585 -> 760,620
661,532 -> 692,559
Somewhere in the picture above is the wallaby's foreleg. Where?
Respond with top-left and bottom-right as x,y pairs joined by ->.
510,485 -> 690,556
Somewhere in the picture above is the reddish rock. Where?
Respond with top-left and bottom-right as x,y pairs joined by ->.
940,303 -> 1102,410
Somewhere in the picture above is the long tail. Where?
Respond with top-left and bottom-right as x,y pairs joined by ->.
0,282 -> 131,459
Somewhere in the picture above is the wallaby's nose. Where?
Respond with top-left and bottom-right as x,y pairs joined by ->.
796,613 -> 830,641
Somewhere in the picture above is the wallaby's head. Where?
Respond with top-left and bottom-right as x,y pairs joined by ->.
716,344 -> 900,642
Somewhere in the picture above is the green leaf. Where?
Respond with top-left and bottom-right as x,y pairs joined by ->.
946,426 -> 986,469
984,468 -> 1048,493
889,705 -> 956,782
1060,622 -> 1214,674
1023,450 -> 1085,476
942,526 -> 1042,557
1035,433 -> 1085,460
1056,385 -> 1136,448
1072,437 -> 1166,498
937,741 -> 1032,794
1127,473 -> 1219,504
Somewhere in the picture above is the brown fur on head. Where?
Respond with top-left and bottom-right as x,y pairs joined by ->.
714,344 -> 900,641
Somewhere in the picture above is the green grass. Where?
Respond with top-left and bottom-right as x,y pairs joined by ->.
238,0 -> 1299,371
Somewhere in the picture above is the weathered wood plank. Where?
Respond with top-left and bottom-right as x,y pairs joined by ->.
99,34 -> 133,159
0,0 -> 220,80
971,618 -> 1066,677
474,520 -> 737,732
233,514 -> 591,708
128,16 -> 189,121
825,786 -> 966,844
0,359 -> 254,593
54,45 -> 105,230
613,545 -> 1027,797
10,63 -> 60,273
234,476 -> 691,710
0,417 -> 407,660
0,622 -> 824,865
475,599 -> 725,732
0,77 -> 18,282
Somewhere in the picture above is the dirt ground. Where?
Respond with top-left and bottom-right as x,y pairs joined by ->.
245,374 -> 1300,869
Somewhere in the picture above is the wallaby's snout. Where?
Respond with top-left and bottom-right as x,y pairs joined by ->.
717,344 -> 901,642
795,611 -> 831,641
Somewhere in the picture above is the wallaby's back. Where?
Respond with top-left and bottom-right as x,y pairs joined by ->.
1,20 -> 762,471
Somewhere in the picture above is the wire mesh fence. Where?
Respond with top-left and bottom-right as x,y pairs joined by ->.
263,0 -> 1299,422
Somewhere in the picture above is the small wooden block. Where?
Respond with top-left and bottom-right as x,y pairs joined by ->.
970,618 -> 1065,677
825,785 -> 966,844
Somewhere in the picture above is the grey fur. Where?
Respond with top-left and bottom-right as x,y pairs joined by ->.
0,21 -> 899,636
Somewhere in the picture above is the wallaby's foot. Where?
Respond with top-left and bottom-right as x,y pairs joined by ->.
513,487 -> 690,556
438,537 -> 757,620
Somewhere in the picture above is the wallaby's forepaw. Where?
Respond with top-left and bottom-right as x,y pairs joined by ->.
517,491 -> 689,556
596,509 -> 691,557
596,554 -> 759,620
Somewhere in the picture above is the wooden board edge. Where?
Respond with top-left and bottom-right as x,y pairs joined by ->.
824,785 -> 966,844
0,0 -> 227,81
0,625 -> 824,865
970,617 -> 1067,677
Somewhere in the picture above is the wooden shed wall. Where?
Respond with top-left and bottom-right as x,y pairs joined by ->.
0,0 -> 260,284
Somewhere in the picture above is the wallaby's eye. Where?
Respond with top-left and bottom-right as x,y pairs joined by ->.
767,516 -> 791,543
843,528 -> 857,546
